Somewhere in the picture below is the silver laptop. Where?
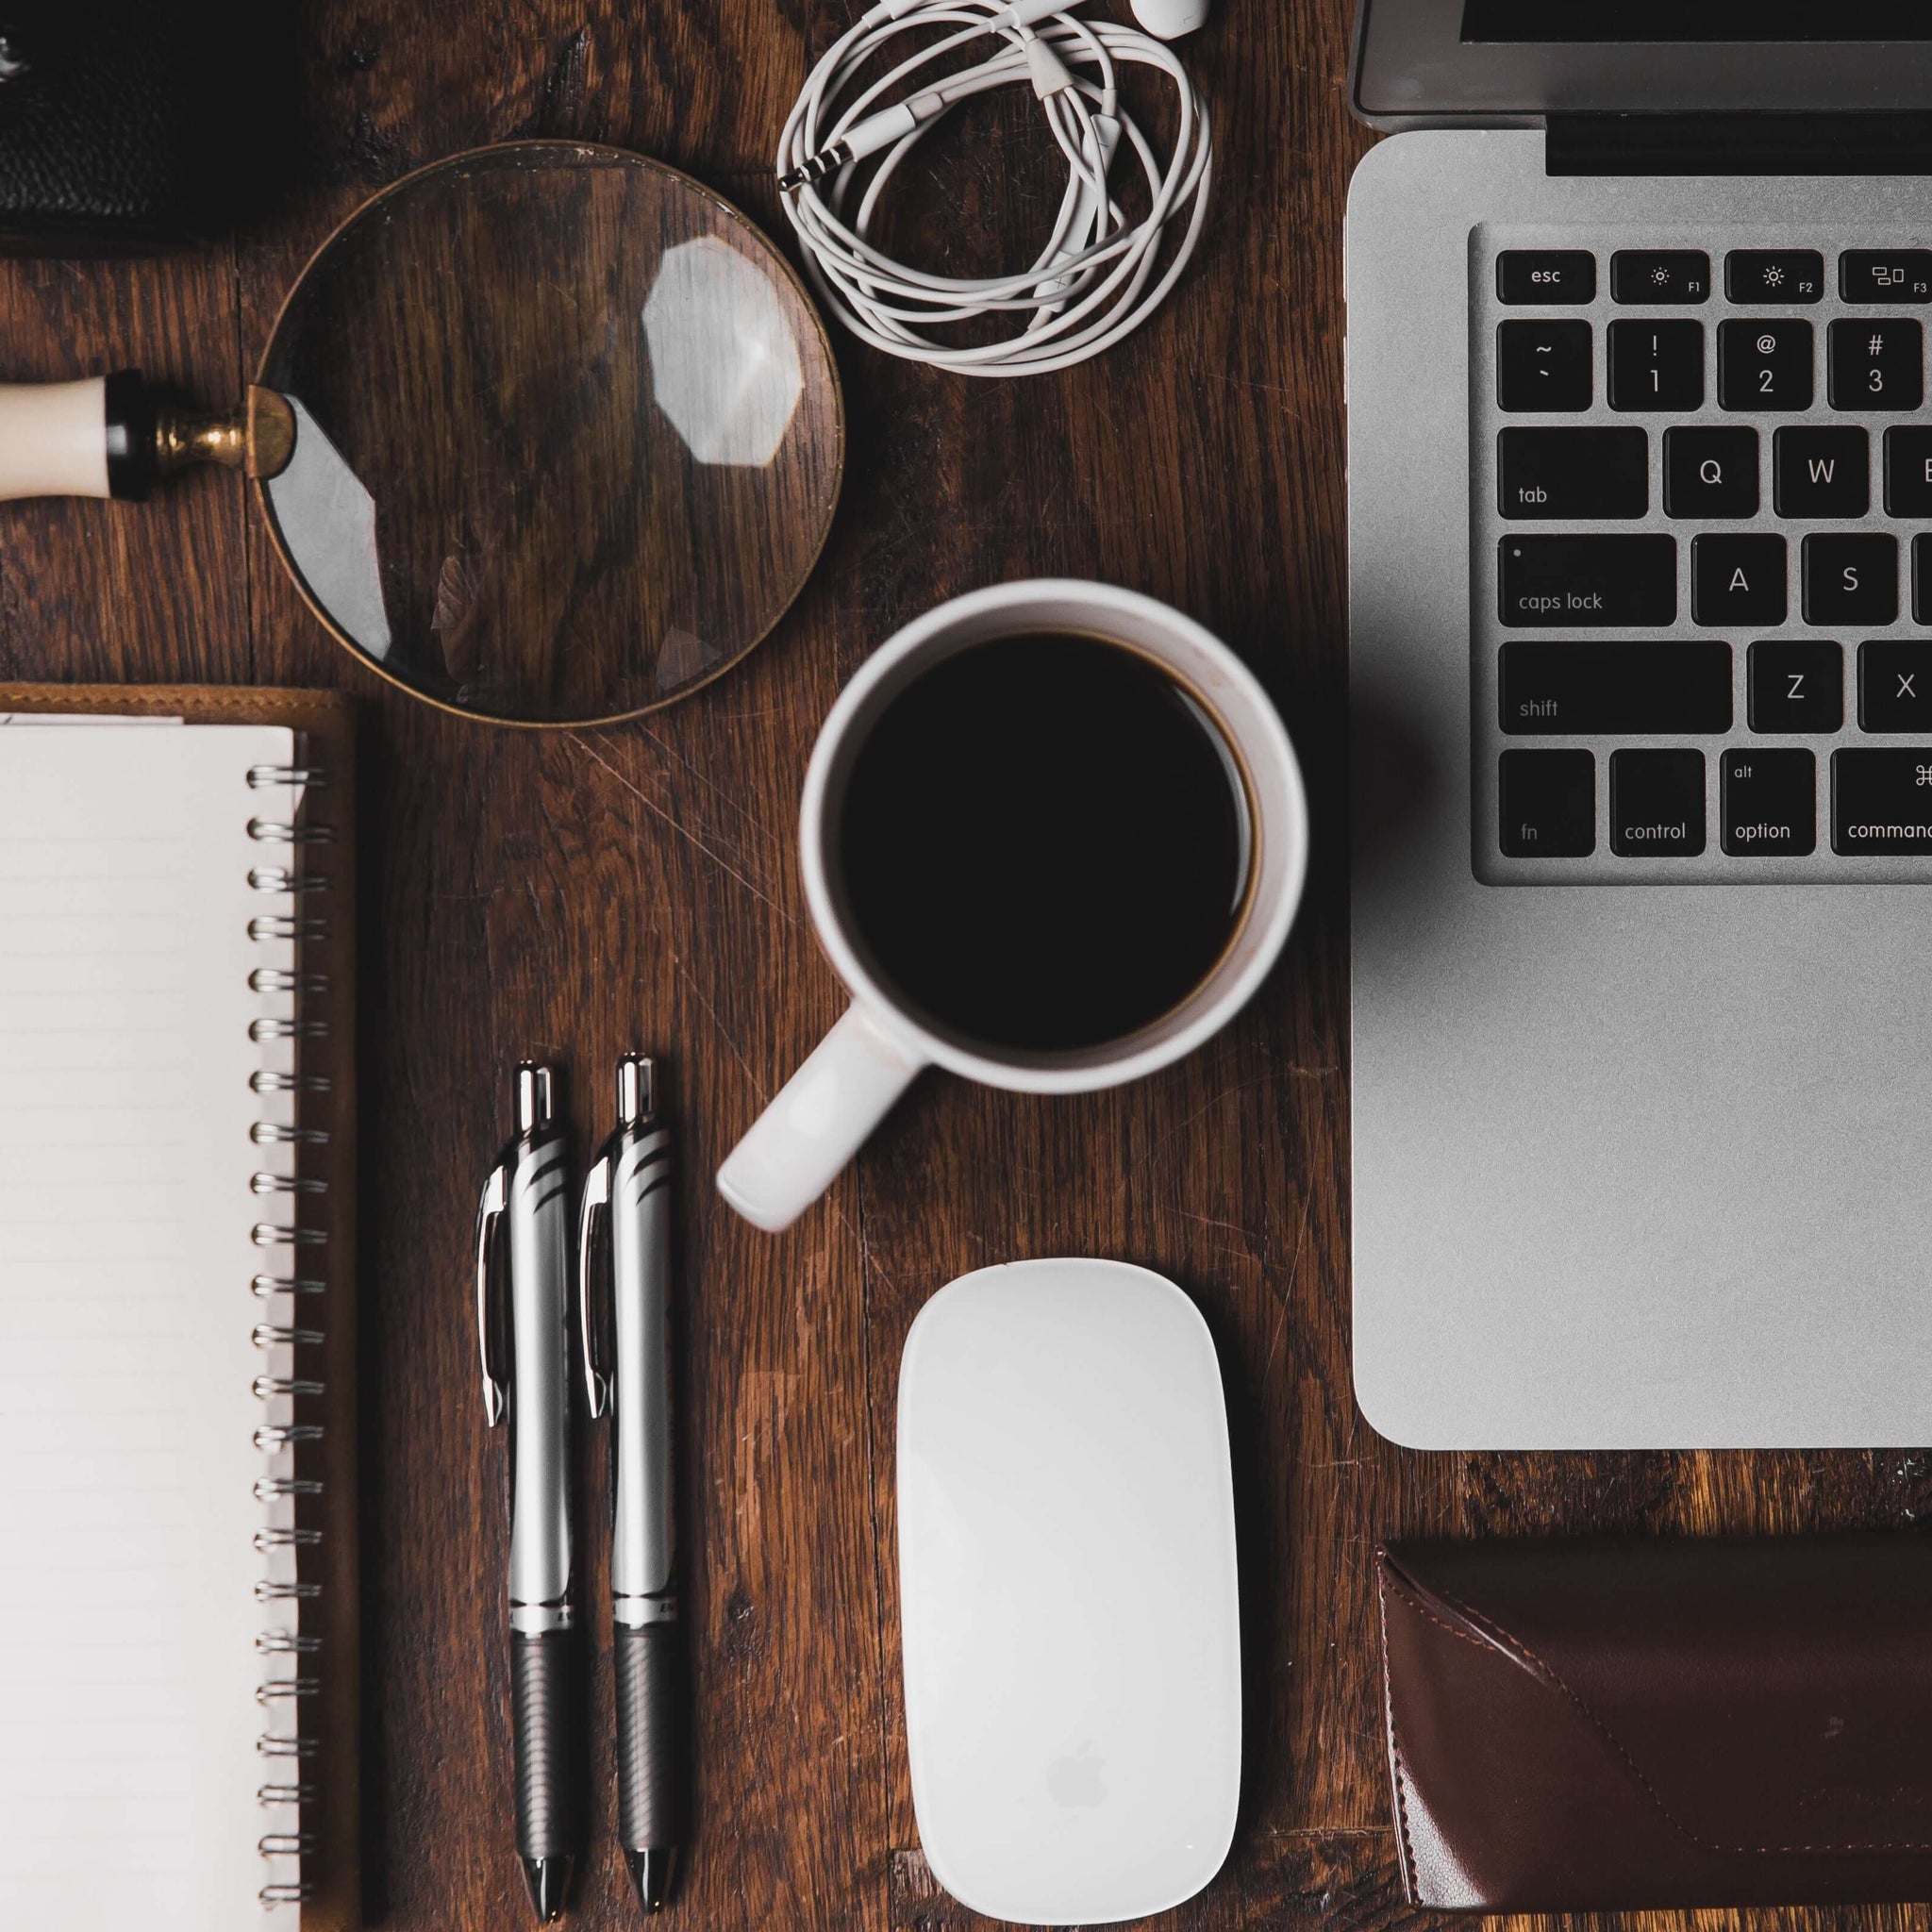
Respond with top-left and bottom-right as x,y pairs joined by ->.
1346,2 -> 1932,1448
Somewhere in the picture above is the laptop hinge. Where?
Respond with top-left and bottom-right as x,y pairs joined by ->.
1547,113 -> 1932,178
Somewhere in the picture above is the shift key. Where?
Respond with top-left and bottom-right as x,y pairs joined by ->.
1499,535 -> 1677,626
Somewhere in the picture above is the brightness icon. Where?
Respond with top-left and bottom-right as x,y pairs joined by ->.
1764,263 -> 1785,287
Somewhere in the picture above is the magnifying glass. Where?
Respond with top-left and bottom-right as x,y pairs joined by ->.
0,142 -> 846,726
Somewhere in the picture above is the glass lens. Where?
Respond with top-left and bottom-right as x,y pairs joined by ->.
257,143 -> 842,724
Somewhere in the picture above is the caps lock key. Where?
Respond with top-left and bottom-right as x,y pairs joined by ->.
1498,535 -> 1677,627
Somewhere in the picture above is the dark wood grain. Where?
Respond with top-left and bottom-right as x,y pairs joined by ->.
5,2 -> 1928,1929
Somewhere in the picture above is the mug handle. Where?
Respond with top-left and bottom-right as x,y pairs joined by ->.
716,1004 -> 927,1231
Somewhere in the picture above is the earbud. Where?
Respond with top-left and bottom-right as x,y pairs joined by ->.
1127,0 -> 1208,38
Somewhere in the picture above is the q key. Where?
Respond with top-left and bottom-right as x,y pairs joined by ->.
1665,426 -> 1758,519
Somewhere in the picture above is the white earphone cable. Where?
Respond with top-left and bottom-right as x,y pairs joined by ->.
777,0 -> 1211,376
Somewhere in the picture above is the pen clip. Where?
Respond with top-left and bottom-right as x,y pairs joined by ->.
577,1145 -> 613,1421
475,1157 -> 510,1427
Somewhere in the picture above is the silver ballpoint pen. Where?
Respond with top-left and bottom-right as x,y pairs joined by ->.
579,1054 -> 686,1914
476,1062 -> 583,1923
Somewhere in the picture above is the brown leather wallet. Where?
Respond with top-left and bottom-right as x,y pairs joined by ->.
1379,1537 -> 1932,1911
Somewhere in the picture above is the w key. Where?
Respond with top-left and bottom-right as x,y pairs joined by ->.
1498,428 -> 1648,518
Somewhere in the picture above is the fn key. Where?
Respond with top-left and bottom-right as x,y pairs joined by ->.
1500,750 -> 1594,857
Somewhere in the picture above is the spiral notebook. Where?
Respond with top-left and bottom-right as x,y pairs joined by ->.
0,687 -> 358,1932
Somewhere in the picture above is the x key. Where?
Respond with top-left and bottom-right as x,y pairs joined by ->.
1857,641 -> 1932,731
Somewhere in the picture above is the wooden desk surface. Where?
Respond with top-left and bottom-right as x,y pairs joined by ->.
3,4 -> 1923,1928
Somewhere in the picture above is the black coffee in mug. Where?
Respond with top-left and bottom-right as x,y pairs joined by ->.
833,631 -> 1252,1054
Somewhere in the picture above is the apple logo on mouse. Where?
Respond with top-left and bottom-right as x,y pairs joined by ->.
1046,1744 -> 1108,1808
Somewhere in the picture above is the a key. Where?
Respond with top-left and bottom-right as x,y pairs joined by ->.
1773,426 -> 1869,518
1608,319 -> 1704,410
1803,533 -> 1897,625
1916,534 -> 1932,624
1499,640 -> 1731,734
1498,535 -> 1677,626
1664,426 -> 1758,519
1610,250 -> 1709,304
1719,319 -> 1813,410
1499,750 -> 1594,858
1692,533 -> 1786,625
1827,318 -> 1923,410
1857,641 -> 1932,731
1725,250 -> 1824,305
1497,427 -> 1647,519
1498,320 -> 1592,411
1609,749 -> 1705,857
1497,250 -> 1596,304
1840,249 -> 1932,303
1721,749 -> 1816,857
1886,427 -> 1932,517
1831,748 -> 1932,854
1747,640 -> 1842,733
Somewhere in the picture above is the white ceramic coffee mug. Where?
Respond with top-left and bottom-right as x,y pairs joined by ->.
716,579 -> 1308,1231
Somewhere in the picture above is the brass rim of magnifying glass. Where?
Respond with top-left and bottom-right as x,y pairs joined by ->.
248,139 -> 847,732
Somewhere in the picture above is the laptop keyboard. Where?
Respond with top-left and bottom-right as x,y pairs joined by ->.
1473,228 -> 1932,883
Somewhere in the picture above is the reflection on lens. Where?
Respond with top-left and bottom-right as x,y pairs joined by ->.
267,398 -> 391,659
643,238 -> 806,469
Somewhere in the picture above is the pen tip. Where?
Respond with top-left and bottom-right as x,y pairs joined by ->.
627,1846 -> 676,1912
522,1854 -> 574,1921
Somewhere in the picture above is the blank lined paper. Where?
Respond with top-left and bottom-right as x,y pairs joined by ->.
0,718 -> 303,1932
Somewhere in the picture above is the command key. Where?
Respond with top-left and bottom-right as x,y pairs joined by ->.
1831,748 -> 1932,855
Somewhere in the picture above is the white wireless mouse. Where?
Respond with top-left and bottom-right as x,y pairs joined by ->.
897,1258 -> 1241,1926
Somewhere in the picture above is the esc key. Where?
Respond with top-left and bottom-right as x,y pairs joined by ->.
1498,250 -> 1597,305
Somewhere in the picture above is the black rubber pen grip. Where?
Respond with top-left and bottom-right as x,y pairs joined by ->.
615,1621 -> 687,1851
512,1628 -> 585,1861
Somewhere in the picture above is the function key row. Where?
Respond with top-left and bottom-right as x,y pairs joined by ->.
1499,318 -> 1922,412
1501,747 -> 1932,858
1499,639 -> 1932,736
1499,532 -> 1932,628
1499,425 -> 1932,520
1497,249 -> 1932,307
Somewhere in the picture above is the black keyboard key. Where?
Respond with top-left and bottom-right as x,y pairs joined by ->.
1692,534 -> 1786,625
1610,749 -> 1705,857
1719,320 -> 1813,411
1858,641 -> 1932,732
1803,533 -> 1898,625
1499,640 -> 1731,735
1886,428 -> 1932,517
1916,535 -> 1932,623
1499,750 -> 1594,857
1608,319 -> 1704,410
1611,250 -> 1709,304
1828,318 -> 1924,410
1721,748 -> 1816,857
1832,748 -> 1932,854
1498,535 -> 1677,627
1747,640 -> 1842,734
1725,249 -> 1824,305
1840,249 -> 1932,303
1498,250 -> 1597,305
1497,427 -> 1648,519
1664,426 -> 1758,519
1773,426 -> 1869,518
1498,320 -> 1592,412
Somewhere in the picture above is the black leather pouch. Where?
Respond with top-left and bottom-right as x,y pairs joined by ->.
1379,1537 -> 1932,1911
0,0 -> 228,251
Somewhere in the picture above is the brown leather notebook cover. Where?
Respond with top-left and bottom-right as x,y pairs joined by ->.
1379,1537 -> 1932,1911
0,685 -> 359,1932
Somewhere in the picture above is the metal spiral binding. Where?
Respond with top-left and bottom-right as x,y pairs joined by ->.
250,761 -> 331,1913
